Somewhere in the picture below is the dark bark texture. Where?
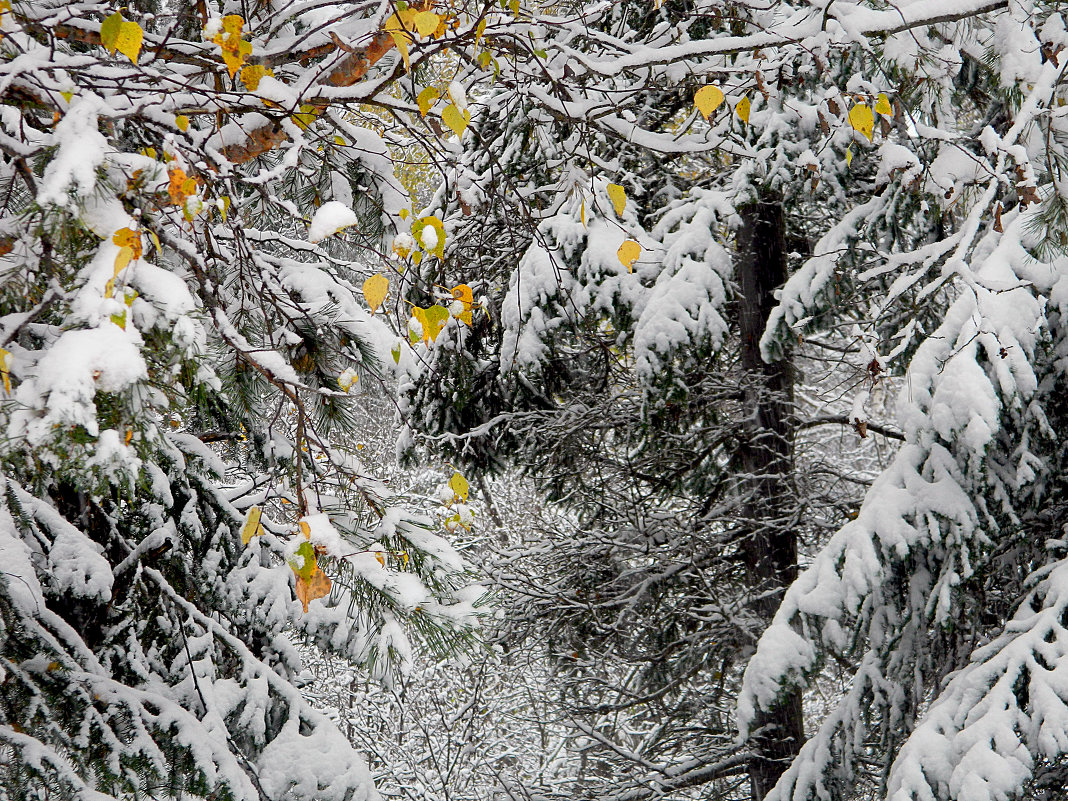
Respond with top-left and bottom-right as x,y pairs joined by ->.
736,195 -> 804,801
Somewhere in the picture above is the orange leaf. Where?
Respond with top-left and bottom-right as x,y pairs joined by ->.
295,566 -> 332,613
451,284 -> 474,325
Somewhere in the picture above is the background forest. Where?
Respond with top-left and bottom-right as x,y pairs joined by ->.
0,0 -> 1066,800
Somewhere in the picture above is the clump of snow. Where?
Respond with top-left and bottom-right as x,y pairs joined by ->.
308,202 -> 359,243
12,327 -> 147,443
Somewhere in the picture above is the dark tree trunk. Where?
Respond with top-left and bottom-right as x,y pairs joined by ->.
736,194 -> 804,800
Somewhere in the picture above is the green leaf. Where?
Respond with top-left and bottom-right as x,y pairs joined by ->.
290,540 -> 318,581
100,11 -> 123,55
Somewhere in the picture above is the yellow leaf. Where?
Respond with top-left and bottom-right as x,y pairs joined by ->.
221,14 -> 243,35
606,183 -> 626,217
112,227 -> 143,260
413,215 -> 446,259
175,115 -> 189,132
338,369 -> 358,391
580,198 -> 586,228
241,64 -> 270,91
475,18 -> 487,45
0,347 -> 11,394
849,103 -> 874,141
413,10 -> 439,38
875,92 -> 893,116
845,146 -> 853,167
442,104 -> 471,138
385,12 -> 413,71
295,565 -> 331,613
694,85 -> 724,120
423,304 -> 449,342
417,86 -> 440,117
148,230 -> 161,253
363,273 -> 389,313
293,103 -> 319,130
617,239 -> 640,272
110,311 -> 126,329
448,471 -> 470,502
218,196 -> 230,222
114,245 -> 134,276
115,20 -> 143,65
411,307 -> 428,345
241,506 -> 264,545
211,15 -> 252,78
735,96 -> 751,124
61,90 -> 74,103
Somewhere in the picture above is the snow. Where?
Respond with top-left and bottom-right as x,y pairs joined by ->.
0,501 -> 45,613
257,718 -> 378,801
13,326 -> 147,442
308,201 -> 359,243
36,98 -> 108,208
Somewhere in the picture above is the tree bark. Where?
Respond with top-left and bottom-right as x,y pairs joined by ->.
736,193 -> 804,800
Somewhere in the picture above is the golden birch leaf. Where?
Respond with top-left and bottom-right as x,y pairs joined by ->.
115,21 -> 143,64
385,13 -> 413,71
423,304 -> 449,342
617,239 -> 641,272
736,96 -> 751,124
241,506 -> 264,545
363,273 -> 389,313
240,64 -> 270,91
442,104 -> 471,138
694,85 -> 725,120
413,10 -> 439,38
417,86 -> 440,117
849,103 -> 874,140
175,115 -> 189,131
112,227 -> 142,259
606,183 -> 627,217
874,93 -> 893,116
114,246 -> 134,276
413,215 -> 446,258
0,347 -> 11,394
410,307 -> 428,345
449,471 -> 470,502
